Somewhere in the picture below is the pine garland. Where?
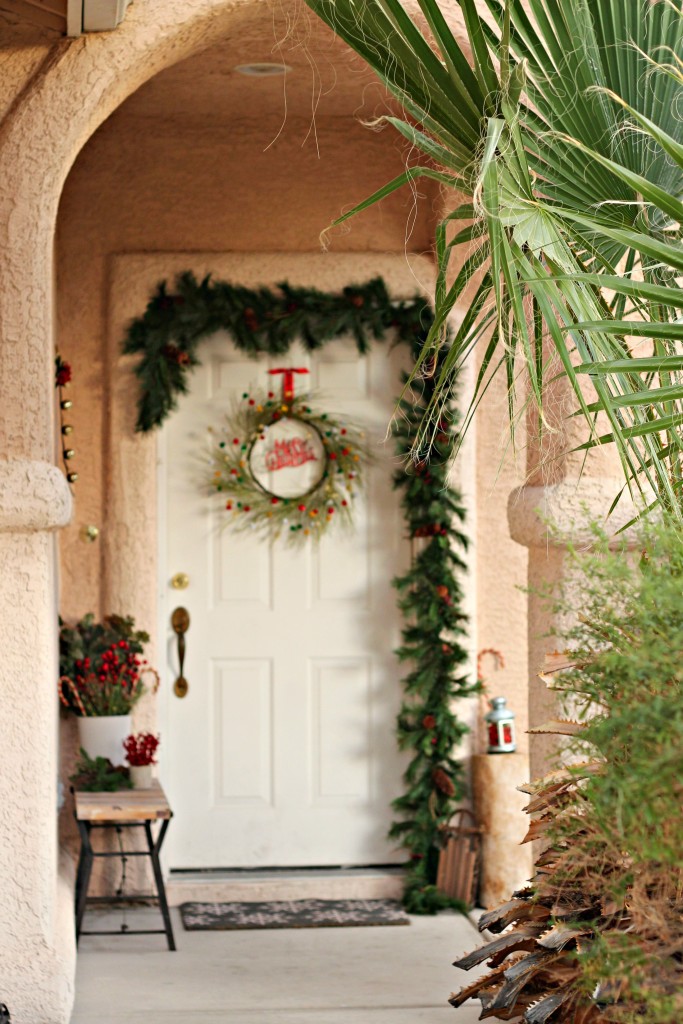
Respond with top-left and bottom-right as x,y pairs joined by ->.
390,358 -> 478,913
122,271 -> 473,911
123,273 -> 429,433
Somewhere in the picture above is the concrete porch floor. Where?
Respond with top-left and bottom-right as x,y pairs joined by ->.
71,906 -> 485,1023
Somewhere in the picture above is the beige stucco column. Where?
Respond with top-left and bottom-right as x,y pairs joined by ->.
508,477 -> 640,780
0,463 -> 74,1022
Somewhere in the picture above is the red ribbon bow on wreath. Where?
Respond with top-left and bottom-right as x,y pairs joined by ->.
268,367 -> 309,401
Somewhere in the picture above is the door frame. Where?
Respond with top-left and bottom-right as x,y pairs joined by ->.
104,251 -> 478,866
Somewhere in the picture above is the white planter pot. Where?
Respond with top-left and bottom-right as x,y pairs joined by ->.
129,764 -> 153,789
77,714 -> 131,766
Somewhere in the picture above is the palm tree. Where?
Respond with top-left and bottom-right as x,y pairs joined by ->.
304,0 -> 683,519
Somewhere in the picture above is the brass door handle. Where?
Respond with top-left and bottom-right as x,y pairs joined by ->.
171,606 -> 190,698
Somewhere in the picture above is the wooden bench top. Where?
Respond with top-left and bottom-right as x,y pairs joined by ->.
74,782 -> 172,822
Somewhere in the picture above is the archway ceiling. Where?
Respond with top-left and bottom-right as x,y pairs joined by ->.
113,3 -> 401,126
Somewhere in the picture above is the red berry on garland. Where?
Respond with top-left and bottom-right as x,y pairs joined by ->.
271,497 -> 279,505
422,714 -> 436,729
298,504 -> 306,512
340,429 -> 347,436
243,505 -> 251,512
248,399 -> 255,406
327,508 -> 334,515
233,438 -> 239,445
350,295 -> 364,308
430,737 -> 438,745
226,502 -> 233,510
436,585 -> 452,605
341,500 -> 348,507
230,469 -> 238,476
342,448 -> 350,456
329,452 -> 337,460
243,307 -> 258,330
441,643 -> 451,654
268,391 -> 275,399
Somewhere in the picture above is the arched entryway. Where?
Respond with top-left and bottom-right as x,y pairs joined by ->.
0,2 -> 531,1018
0,3 -> 443,1019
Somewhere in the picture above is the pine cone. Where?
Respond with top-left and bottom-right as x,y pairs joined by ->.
432,767 -> 455,796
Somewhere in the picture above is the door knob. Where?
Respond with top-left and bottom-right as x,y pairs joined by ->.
171,606 -> 190,698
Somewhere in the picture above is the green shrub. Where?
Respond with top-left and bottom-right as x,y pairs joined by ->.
549,523 -> 683,1021
452,521 -> 683,1023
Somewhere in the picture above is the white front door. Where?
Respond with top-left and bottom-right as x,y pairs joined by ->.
161,330 -> 410,868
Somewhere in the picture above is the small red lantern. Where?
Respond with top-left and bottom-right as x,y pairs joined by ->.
485,696 -> 516,753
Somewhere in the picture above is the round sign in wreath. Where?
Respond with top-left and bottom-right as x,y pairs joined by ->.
210,374 -> 366,543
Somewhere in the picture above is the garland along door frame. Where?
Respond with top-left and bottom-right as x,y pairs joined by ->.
160,332 -> 412,867
108,252 -> 472,894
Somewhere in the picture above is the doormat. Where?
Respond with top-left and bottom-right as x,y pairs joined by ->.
179,898 -> 410,930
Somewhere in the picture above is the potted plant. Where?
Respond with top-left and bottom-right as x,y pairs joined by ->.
123,732 -> 160,789
58,613 -> 158,765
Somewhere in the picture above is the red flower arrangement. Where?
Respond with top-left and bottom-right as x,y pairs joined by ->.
124,732 -> 160,767
59,613 -> 158,716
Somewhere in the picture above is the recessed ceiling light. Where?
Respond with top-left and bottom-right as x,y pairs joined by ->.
234,62 -> 291,77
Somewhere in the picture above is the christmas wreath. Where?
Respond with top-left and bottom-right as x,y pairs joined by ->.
210,372 -> 366,542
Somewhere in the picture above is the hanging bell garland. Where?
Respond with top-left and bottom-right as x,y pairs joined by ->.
55,354 -> 77,488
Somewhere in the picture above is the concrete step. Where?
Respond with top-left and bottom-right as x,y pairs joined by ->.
166,867 -> 406,906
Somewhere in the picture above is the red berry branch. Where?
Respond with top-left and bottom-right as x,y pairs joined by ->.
124,732 -> 160,767
59,614 -> 158,717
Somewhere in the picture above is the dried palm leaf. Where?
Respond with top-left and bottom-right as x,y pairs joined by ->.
525,992 -> 569,1023
538,923 -> 590,951
478,899 -> 541,934
454,927 -> 543,971
528,720 -> 586,737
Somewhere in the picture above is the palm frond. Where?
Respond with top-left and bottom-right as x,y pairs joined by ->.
305,0 -> 683,518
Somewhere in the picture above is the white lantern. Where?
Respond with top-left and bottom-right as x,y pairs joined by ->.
485,696 -> 516,754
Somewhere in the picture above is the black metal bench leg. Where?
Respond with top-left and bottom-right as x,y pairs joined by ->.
75,820 -> 94,944
144,819 -> 176,951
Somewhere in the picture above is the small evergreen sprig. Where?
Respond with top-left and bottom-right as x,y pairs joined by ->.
70,749 -> 132,792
